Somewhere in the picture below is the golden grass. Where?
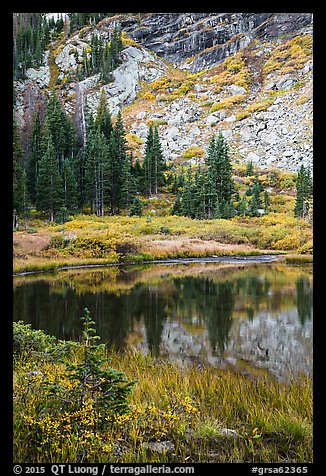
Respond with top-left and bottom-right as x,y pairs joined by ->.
13,209 -> 313,274
13,325 -> 313,463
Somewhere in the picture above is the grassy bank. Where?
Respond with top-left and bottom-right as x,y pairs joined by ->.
14,321 -> 313,463
13,212 -> 312,274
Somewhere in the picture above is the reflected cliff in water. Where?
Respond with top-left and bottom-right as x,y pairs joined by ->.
13,262 -> 313,380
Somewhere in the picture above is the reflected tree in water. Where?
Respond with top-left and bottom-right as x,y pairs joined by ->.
173,277 -> 234,356
13,266 -> 311,364
206,281 -> 234,356
143,286 -> 166,357
296,276 -> 313,325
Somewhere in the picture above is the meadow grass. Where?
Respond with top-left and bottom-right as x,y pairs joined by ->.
13,324 -> 313,463
13,211 -> 312,274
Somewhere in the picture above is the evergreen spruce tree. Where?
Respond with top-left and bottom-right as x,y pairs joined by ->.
237,194 -> 247,217
171,193 -> 182,216
143,125 -> 165,195
107,110 -> 128,213
45,90 -> 77,170
26,109 -> 42,204
152,125 -> 165,193
120,152 -> 137,211
62,158 -> 78,212
245,160 -> 254,176
95,89 -> 113,141
84,127 -> 110,216
264,189 -> 270,213
180,168 -> 194,217
294,165 -> 313,219
36,123 -> 63,221
205,131 -> 234,218
192,167 -> 206,219
143,124 -> 154,196
204,169 -> 217,219
132,158 -> 143,192
130,196 -> 143,217
13,117 -> 26,227
248,178 -> 263,217
101,42 -> 113,84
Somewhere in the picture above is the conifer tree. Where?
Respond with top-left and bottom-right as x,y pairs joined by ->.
13,117 -> 27,227
143,125 -> 154,196
248,178 -> 263,216
130,196 -> 143,217
152,125 -> 165,194
204,169 -> 217,219
107,110 -> 128,214
294,165 -> 313,219
245,160 -> 254,176
62,158 -> 78,212
192,167 -> 206,219
171,193 -> 182,216
180,168 -> 194,217
95,89 -> 113,141
84,127 -> 110,216
205,131 -> 234,217
26,109 -> 42,204
45,90 -> 77,170
143,125 -> 165,195
120,152 -> 137,211
264,189 -> 270,213
36,123 -> 63,221
132,159 -> 143,192
237,194 -> 247,217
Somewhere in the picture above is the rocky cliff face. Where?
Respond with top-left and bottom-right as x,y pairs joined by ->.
111,13 -> 313,71
14,12 -> 313,173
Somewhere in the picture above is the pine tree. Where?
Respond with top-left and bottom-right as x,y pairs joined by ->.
248,178 -> 263,217
192,167 -> 206,219
205,131 -> 234,218
294,165 -> 313,219
95,89 -> 113,141
62,158 -> 78,212
120,152 -> 137,211
13,117 -> 27,227
45,90 -> 77,170
152,125 -> 165,194
245,160 -> 254,176
84,127 -> 110,216
237,194 -> 247,217
180,168 -> 194,217
171,193 -> 182,216
130,197 -> 143,216
204,169 -> 217,219
26,109 -> 42,204
132,158 -> 143,192
107,110 -> 129,213
214,131 -> 234,204
143,124 -> 154,196
264,189 -> 270,213
143,125 -> 165,195
36,123 -> 63,221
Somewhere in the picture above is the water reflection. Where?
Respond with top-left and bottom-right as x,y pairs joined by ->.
13,262 -> 313,379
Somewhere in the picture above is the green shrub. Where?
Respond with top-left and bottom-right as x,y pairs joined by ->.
160,226 -> 171,235
13,321 -> 57,356
48,235 -> 66,249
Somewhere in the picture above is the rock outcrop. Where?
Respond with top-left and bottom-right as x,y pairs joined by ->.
112,13 -> 313,71
14,12 -> 313,172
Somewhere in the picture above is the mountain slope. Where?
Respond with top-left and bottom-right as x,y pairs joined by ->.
13,12 -> 313,173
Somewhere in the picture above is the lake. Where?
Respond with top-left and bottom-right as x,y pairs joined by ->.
13,259 -> 313,380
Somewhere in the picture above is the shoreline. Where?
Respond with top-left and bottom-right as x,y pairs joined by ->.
13,252 -> 289,277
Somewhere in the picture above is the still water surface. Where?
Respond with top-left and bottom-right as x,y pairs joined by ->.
13,261 -> 313,380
